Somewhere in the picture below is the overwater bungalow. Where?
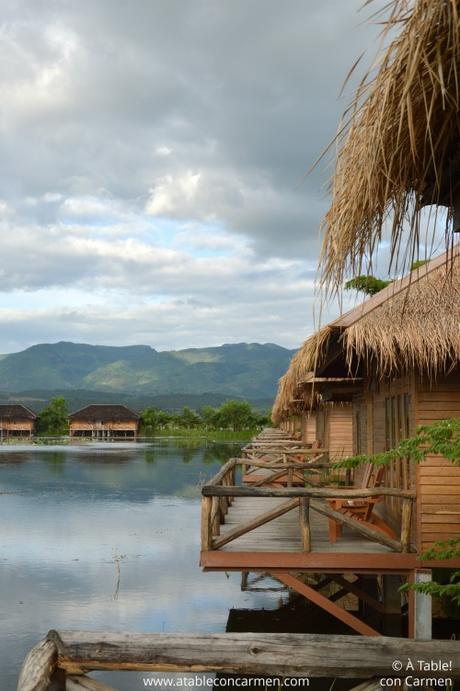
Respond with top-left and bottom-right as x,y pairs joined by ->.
201,267 -> 460,636
195,0 -> 460,642
68,404 -> 140,440
0,404 -> 36,440
273,248 -> 460,553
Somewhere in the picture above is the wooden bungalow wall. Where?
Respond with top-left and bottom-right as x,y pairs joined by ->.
316,404 -> 353,460
352,371 -> 460,552
416,370 -> 460,551
301,412 -> 317,445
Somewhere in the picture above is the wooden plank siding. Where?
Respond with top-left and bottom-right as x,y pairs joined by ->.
326,404 -> 353,460
301,412 -> 317,445
353,375 -> 417,541
416,370 -> 460,551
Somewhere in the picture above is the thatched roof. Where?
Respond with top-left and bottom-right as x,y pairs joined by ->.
69,404 -> 139,422
273,248 -> 460,421
0,404 -> 36,420
320,0 -> 460,289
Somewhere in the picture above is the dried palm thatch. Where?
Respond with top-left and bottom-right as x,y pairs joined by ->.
344,252 -> 460,376
274,248 -> 460,423
320,0 -> 460,290
271,329 -> 331,423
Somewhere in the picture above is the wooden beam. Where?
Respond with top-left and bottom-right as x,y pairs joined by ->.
200,549 -> 460,571
212,498 -> 299,550
274,572 -> 381,636
331,576 -> 385,614
202,486 -> 416,499
17,639 -> 58,691
42,630 -> 460,679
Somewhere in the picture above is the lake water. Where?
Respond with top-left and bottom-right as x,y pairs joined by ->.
0,440 -> 284,690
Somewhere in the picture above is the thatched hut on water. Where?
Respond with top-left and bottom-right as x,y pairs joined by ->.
69,404 -> 140,440
273,248 -> 460,551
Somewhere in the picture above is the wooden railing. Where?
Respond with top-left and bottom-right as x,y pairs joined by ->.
201,459 -> 416,554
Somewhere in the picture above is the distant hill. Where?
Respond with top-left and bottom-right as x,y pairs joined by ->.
0,341 -> 295,404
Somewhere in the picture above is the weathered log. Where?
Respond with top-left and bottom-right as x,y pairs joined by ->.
311,500 -> 402,551
66,676 -> 116,691
17,639 -> 58,691
202,485 -> 416,499
212,498 -> 299,550
43,631 -> 460,678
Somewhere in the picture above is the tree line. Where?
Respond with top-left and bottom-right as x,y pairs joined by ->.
140,400 -> 269,433
35,397 -> 270,436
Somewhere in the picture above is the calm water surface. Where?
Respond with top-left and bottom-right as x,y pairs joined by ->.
0,440 -> 282,690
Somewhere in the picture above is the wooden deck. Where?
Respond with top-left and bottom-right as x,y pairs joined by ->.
200,429 -> 460,574
219,497 -> 392,554
200,430 -> 438,637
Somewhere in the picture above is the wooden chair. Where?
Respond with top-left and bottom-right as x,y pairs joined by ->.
328,465 -> 397,542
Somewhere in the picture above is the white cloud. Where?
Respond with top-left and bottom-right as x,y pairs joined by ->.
0,0 -> 393,352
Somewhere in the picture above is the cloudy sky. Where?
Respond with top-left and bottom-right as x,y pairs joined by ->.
0,0 -> 393,353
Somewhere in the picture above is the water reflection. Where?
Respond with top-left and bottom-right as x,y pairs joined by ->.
0,441 -> 280,691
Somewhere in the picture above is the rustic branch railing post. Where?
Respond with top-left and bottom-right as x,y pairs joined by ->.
201,496 -> 212,551
401,497 -> 413,552
299,497 -> 311,551
211,496 -> 220,536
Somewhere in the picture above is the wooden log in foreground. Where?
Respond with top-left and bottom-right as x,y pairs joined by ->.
17,639 -> 58,691
44,631 -> 460,679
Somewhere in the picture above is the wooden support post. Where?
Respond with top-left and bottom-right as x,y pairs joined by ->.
241,571 -> 249,591
299,498 -> 311,552
201,496 -> 212,551
275,572 -> 381,637
401,498 -> 412,552
408,570 -> 432,641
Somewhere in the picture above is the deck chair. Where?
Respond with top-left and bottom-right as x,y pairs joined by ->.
328,464 -> 396,543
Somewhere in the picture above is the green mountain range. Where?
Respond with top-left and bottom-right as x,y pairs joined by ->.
0,341 -> 295,403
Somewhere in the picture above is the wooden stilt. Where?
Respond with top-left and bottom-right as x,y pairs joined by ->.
411,569 -> 432,640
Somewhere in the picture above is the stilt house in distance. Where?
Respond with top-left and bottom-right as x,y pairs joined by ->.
273,249 -> 460,552
0,404 -> 37,439
69,404 -> 140,440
